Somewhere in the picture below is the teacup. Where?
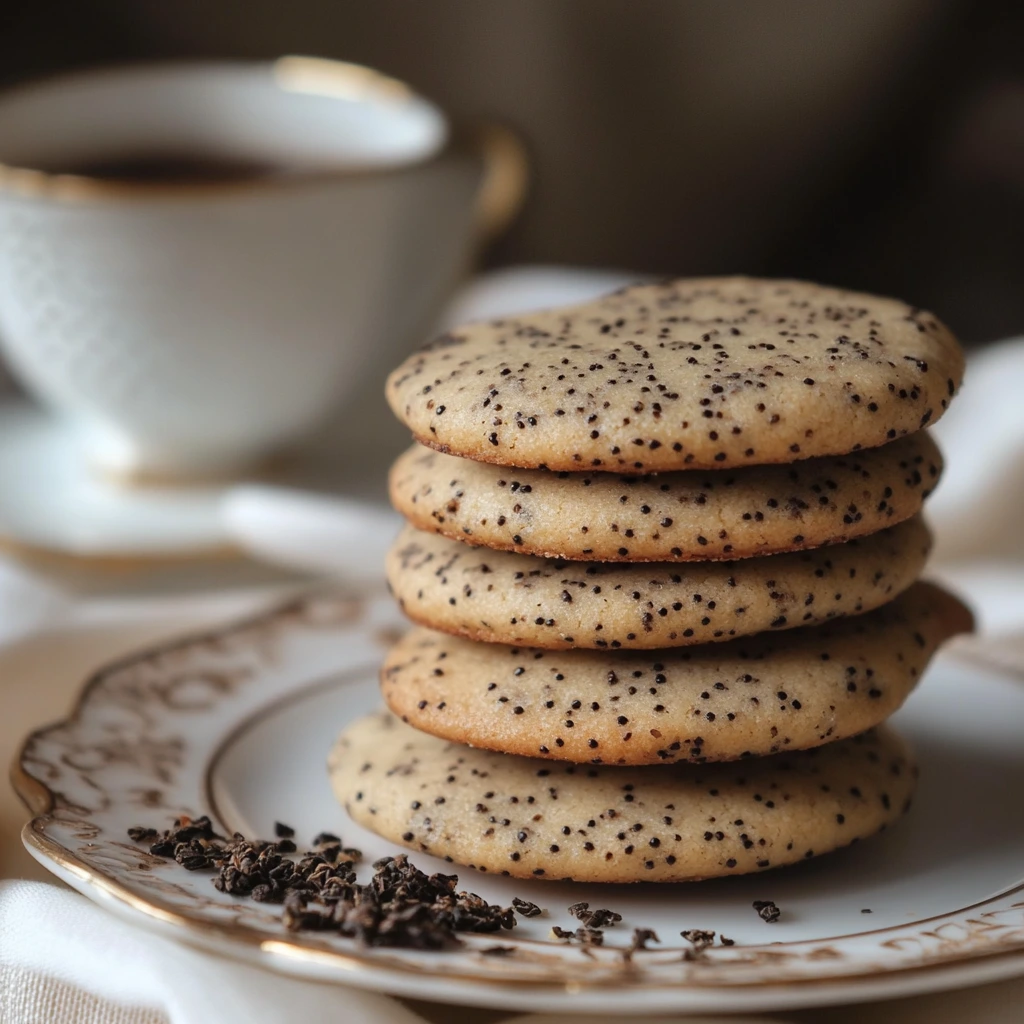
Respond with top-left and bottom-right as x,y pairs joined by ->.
0,58 -> 524,479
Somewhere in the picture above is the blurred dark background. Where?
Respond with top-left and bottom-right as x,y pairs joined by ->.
3,0 -> 1022,345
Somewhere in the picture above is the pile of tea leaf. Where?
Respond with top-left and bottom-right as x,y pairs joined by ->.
128,816 -> 516,950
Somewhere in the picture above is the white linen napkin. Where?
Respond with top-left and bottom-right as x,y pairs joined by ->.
220,486 -> 401,584
925,336 -> 1024,633
0,885 -> 783,1024
928,336 -> 1024,564
3,267 -> 1024,1024
0,881 -> 426,1024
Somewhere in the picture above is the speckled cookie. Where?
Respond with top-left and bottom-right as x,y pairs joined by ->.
385,277 -> 963,473
330,712 -> 917,882
381,582 -> 971,765
389,432 -> 942,562
385,516 -> 931,650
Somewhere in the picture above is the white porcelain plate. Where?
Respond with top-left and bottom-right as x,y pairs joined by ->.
15,592 -> 1024,1015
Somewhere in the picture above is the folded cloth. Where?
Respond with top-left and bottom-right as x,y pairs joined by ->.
0,880 -> 425,1024
219,486 -> 401,584
927,336 -> 1024,633
0,884 -> 788,1024
3,267 -> 1023,1024
929,337 -> 1024,563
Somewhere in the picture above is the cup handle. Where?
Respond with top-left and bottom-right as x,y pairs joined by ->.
472,122 -> 529,241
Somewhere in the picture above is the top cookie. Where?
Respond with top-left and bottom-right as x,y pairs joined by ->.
386,277 -> 963,473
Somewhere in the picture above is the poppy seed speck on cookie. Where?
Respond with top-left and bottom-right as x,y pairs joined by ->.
330,713 -> 918,883
385,515 -> 932,650
386,277 -> 963,474
380,582 -> 971,764
389,431 -> 942,562
349,274 -> 970,887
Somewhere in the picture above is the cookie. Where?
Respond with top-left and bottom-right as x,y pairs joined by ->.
389,432 -> 943,562
381,582 -> 971,765
385,277 -> 963,473
330,712 -> 917,882
385,516 -> 931,650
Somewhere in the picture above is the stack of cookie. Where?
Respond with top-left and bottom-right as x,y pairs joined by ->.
331,277 -> 972,884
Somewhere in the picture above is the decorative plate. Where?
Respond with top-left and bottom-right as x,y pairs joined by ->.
14,592 -> 1024,1015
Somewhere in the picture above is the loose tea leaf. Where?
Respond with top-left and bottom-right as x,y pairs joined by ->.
129,817 -> 516,950
680,928 -> 716,952
512,897 -> 543,918
752,899 -> 781,923
567,901 -> 622,928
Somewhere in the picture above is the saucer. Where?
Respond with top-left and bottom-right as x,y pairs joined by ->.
0,401 -> 387,561
0,402 -> 235,559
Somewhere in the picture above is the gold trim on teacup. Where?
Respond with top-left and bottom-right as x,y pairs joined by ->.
473,122 -> 529,241
0,57 -> 442,203
272,56 -> 413,104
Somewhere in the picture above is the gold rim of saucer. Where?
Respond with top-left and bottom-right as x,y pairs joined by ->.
0,416 -> 296,567
0,56 -> 444,203
0,533 -> 242,571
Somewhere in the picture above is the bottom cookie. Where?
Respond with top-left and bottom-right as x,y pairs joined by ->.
329,711 -> 917,883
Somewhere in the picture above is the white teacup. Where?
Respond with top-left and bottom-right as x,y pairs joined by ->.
0,58 -> 523,478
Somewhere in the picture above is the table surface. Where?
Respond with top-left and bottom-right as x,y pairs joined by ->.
2,563 -> 1023,1024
